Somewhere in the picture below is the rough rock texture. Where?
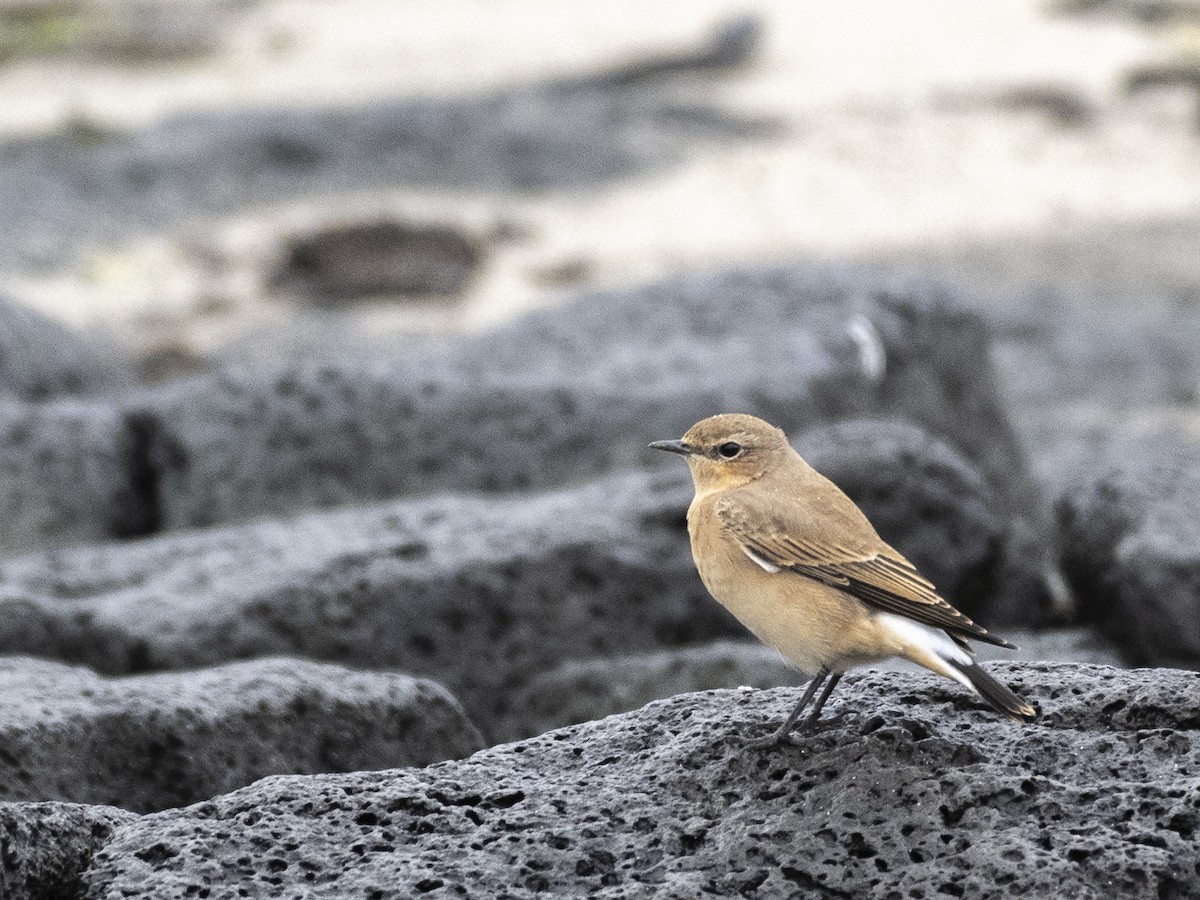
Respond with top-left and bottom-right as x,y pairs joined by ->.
79,664 -> 1200,899
138,271 -> 1036,533
0,296 -> 127,401
0,401 -> 157,556
0,657 -> 483,813
0,469 -> 721,733
1,802 -> 136,900
1058,436 -> 1200,668
501,640 -> 805,742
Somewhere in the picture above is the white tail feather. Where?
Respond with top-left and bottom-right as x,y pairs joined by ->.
876,613 -> 975,691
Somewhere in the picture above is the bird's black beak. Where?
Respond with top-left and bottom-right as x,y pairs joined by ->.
649,439 -> 694,456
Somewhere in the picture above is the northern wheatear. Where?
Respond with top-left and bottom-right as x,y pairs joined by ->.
651,413 -> 1036,745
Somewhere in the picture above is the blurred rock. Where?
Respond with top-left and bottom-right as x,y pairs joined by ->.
0,401 -> 156,556
0,269 -> 1039,561
0,295 -> 127,401
1057,436 -> 1200,668
0,468 -> 721,733
0,801 -> 135,900
972,627 -> 1125,667
137,271 -> 1038,534
0,657 -> 483,813
1052,0 -> 1200,25
500,639 -> 804,741
1123,61 -> 1200,94
934,83 -> 1097,128
599,13 -> 763,85
989,297 -> 1200,498
276,220 -> 485,301
80,664 -> 1200,899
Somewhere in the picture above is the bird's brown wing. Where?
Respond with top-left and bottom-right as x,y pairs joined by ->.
714,491 -> 1014,649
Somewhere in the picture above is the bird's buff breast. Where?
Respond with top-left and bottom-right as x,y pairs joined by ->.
687,499 -> 881,675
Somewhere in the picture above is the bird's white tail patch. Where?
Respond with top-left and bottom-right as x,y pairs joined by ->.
742,545 -> 781,574
877,613 -> 975,690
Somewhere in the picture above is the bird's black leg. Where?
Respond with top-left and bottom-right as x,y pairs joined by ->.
747,668 -> 829,748
803,672 -> 842,728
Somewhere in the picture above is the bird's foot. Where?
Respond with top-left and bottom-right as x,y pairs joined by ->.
744,723 -> 813,750
743,728 -> 794,750
743,711 -> 847,749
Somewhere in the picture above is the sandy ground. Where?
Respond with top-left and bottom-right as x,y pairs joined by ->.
1,0 -> 1198,354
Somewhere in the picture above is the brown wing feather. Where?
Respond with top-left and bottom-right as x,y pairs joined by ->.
715,492 -> 1015,649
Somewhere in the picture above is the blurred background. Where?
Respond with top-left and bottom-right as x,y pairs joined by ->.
2,0 -> 1198,361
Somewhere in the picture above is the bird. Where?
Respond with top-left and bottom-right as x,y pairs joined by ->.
649,413 -> 1037,745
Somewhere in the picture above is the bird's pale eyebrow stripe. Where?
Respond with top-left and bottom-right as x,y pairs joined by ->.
742,545 -> 781,574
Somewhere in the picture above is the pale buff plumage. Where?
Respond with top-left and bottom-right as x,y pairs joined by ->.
651,413 -> 1036,743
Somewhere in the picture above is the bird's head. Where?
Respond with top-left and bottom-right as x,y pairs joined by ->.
650,413 -> 794,493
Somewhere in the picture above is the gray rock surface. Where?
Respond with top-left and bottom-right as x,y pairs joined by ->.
0,401 -> 156,557
1,801 -> 136,900
0,468 -> 723,733
0,657 -> 483,813
987,297 -> 1200,498
0,296 -> 127,401
79,664 -> 1200,899
1058,436 -> 1200,668
140,271 -> 1037,534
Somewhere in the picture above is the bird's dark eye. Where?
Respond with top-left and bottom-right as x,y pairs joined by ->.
717,441 -> 742,459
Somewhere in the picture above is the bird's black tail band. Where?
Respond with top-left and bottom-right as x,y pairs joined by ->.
948,659 -> 1038,722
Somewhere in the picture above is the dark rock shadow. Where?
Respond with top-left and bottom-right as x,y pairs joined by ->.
0,15 -> 776,269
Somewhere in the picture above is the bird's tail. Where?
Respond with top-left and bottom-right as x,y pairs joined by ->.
946,658 -> 1038,722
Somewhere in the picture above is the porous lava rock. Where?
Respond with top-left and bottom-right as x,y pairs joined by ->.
1,802 -> 135,900
0,402 -> 157,556
504,627 -> 1125,743
77,664 -> 1200,899
0,469 -> 720,734
0,657 -> 483,813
